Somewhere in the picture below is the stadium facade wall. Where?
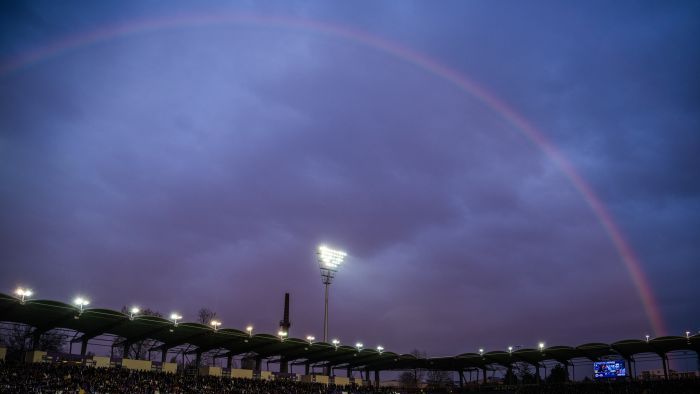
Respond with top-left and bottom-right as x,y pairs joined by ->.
121,358 -> 152,371
231,368 -> 254,379
162,362 -> 178,374
92,356 -> 110,368
199,366 -> 222,376
300,374 -> 330,384
260,370 -> 273,380
24,350 -> 46,363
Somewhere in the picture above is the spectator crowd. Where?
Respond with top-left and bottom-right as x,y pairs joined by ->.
0,361 -> 394,394
1,361 -> 699,394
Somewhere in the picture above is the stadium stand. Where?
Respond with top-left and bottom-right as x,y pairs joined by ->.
1,361 -> 699,393
0,361 -> 395,393
1,292 -> 698,393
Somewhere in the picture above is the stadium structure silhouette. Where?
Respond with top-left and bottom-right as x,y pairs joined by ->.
0,292 -> 698,392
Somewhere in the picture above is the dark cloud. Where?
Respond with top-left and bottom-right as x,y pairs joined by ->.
1,1 -> 698,356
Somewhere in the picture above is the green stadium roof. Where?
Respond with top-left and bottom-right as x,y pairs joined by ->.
1,292 -> 697,371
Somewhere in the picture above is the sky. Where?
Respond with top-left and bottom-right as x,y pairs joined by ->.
0,1 -> 698,358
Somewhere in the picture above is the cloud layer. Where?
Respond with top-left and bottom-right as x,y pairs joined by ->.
1,1 -> 698,355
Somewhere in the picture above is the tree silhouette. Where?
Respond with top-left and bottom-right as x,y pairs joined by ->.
112,306 -> 162,360
546,363 -> 569,383
0,323 -> 66,361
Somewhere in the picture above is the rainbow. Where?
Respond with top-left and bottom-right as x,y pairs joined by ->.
0,12 -> 667,336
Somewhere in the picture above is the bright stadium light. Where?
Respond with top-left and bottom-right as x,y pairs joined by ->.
170,313 -> 182,326
508,346 -> 513,354
74,297 -> 90,313
129,307 -> 140,320
211,320 -> 222,331
686,331 -> 691,339
317,245 -> 347,343
278,330 -> 288,341
332,339 -> 340,349
306,335 -> 315,344
377,346 -> 384,354
355,342 -> 363,351
246,325 -> 254,336
478,348 -> 484,356
645,334 -> 650,343
538,342 -> 545,351
14,287 -> 33,303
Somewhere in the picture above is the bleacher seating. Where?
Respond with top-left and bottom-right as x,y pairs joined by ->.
2,359 -> 700,393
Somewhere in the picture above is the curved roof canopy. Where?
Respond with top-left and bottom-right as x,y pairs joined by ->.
0,293 -> 697,371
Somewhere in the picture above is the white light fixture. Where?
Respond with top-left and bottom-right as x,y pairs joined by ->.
685,331 -> 690,339
538,342 -> 545,351
508,346 -> 513,354
14,287 -> 33,303
74,297 -> 90,313
355,342 -> 363,351
210,320 -> 222,331
170,313 -> 182,326
129,307 -> 140,320
377,346 -> 384,353
246,325 -> 254,336
332,339 -> 340,349
478,348 -> 484,356
278,330 -> 288,341
645,334 -> 650,343
318,245 -> 347,269
306,335 -> 315,344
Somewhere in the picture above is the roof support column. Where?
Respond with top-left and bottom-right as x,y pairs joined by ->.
304,362 -> 310,375
364,368 -> 369,384
80,338 -> 88,357
661,354 -> 669,380
542,363 -> 547,381
161,348 -> 169,363
123,342 -> 131,359
227,354 -> 233,370
624,357 -> 634,381
346,366 -> 352,378
569,361 -> 575,382
31,330 -> 42,351
374,370 -> 380,387
458,370 -> 465,388
535,364 -> 541,384
255,357 -> 262,372
195,350 -> 202,368
280,357 -> 289,374
482,367 -> 487,384
505,365 -> 514,384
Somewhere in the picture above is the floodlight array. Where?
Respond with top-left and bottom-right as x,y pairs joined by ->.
317,245 -> 347,270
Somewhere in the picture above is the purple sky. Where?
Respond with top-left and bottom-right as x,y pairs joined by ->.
1,1 -> 698,357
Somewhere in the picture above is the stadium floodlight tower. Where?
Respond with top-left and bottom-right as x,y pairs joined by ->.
317,245 -> 347,342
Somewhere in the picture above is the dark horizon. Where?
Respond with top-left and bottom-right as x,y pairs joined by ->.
1,0 -> 698,357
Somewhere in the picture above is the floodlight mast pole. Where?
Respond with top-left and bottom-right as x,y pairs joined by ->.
317,245 -> 346,343
322,270 -> 332,342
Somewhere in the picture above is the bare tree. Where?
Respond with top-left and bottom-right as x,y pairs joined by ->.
112,307 -> 162,360
399,349 -> 427,388
427,369 -> 454,389
546,363 -> 568,383
197,308 -> 217,325
0,323 -> 66,361
196,307 -> 219,366
514,362 -> 535,384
